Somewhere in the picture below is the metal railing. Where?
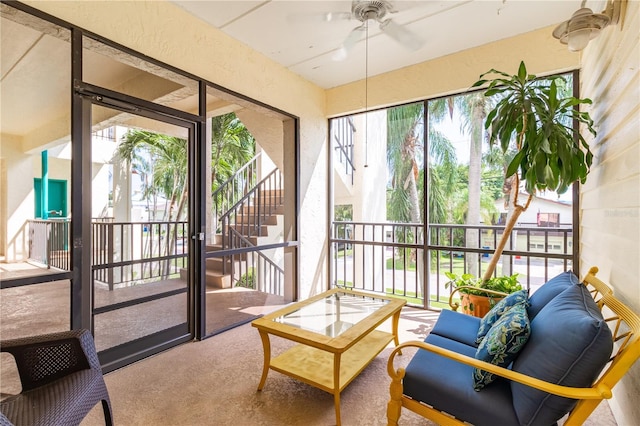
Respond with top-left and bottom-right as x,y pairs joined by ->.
219,168 -> 283,252
28,219 -> 70,270
92,220 -> 188,290
330,221 -> 573,308
212,152 -> 261,233
332,117 -> 356,184
225,228 -> 284,296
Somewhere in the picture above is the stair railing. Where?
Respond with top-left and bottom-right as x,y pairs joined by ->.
211,151 -> 262,234
228,227 -> 284,295
219,168 -> 282,251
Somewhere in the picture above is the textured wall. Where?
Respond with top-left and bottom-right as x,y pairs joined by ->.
326,26 -> 579,117
579,1 -> 640,424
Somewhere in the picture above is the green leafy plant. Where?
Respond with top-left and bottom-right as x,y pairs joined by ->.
235,268 -> 256,289
471,61 -> 597,282
445,272 -> 522,316
444,272 -> 522,297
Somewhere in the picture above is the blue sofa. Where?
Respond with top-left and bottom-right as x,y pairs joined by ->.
386,268 -> 639,426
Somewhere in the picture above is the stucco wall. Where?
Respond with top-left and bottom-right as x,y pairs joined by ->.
1,135 -> 33,261
579,1 -> 640,424
327,26 -> 579,116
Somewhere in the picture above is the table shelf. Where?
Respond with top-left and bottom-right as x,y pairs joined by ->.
270,329 -> 394,393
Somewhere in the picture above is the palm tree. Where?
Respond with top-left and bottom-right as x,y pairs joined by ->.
387,102 -> 457,226
448,91 -> 492,276
117,130 -> 188,221
210,113 -> 256,193
386,101 -> 457,299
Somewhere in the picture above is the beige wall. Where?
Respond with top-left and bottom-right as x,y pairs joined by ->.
327,26 -> 579,116
579,1 -> 640,424
1,135 -> 34,261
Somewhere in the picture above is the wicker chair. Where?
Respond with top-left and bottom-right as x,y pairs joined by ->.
0,329 -> 113,426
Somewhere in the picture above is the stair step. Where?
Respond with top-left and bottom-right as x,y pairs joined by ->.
228,215 -> 279,226
206,271 -> 231,289
224,224 -> 270,237
180,265 -> 238,289
205,243 -> 222,252
239,205 -> 285,215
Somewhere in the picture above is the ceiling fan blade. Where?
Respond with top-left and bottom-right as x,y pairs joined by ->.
287,11 -> 352,24
332,25 -> 366,61
379,19 -> 424,51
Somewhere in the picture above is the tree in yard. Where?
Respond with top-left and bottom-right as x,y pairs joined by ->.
454,91 -> 492,276
386,101 -> 457,295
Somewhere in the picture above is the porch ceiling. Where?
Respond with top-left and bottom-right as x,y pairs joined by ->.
0,1 -> 604,152
170,0 -> 598,89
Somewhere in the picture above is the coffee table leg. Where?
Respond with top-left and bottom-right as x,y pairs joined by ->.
392,310 -> 402,355
257,330 -> 271,391
333,353 -> 342,426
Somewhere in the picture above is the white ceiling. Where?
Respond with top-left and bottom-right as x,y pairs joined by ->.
171,0 -> 596,89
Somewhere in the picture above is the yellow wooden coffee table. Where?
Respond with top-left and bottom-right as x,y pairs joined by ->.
251,288 -> 406,425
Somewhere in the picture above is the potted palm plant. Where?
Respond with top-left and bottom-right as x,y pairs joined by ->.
471,61 -> 597,283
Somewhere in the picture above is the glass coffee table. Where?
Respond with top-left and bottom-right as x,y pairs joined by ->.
251,288 -> 406,425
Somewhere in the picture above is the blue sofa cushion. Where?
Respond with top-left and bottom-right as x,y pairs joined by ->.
511,283 -> 613,426
476,289 -> 530,344
473,303 -> 531,390
430,308 -> 481,347
528,271 -> 578,320
403,333 -> 519,426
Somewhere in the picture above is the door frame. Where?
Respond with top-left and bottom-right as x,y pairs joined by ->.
77,87 -> 201,372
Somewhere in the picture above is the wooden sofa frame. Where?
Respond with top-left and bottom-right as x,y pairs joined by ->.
386,267 -> 640,425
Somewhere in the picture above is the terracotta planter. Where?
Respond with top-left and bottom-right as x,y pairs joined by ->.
460,293 -> 504,318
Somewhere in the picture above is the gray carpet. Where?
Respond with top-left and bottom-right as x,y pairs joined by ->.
78,307 -> 617,426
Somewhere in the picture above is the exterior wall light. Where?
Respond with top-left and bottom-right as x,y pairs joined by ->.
553,0 -> 627,52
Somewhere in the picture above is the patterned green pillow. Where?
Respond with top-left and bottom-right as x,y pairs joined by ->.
473,303 -> 531,391
475,289 -> 529,345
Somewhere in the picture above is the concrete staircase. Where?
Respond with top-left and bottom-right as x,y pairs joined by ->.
202,189 -> 284,289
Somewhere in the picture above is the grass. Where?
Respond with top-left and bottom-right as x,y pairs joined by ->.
335,248 -> 353,258
385,287 -> 460,310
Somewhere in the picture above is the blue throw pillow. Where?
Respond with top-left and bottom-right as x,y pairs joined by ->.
476,289 -> 529,344
473,303 -> 531,391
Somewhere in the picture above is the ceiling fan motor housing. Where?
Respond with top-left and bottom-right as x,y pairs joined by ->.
352,0 -> 395,22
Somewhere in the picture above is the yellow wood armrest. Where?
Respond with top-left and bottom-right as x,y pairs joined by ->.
387,340 -> 612,400
448,286 -> 509,311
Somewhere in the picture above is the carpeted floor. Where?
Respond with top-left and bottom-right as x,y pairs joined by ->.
78,307 -> 617,426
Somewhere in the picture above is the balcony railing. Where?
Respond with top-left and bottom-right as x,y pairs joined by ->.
28,219 -> 70,270
331,117 -> 356,184
91,220 -> 188,290
330,221 -> 573,309
28,218 -> 282,294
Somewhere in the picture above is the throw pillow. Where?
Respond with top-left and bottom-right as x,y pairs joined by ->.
473,303 -> 531,391
476,289 -> 529,344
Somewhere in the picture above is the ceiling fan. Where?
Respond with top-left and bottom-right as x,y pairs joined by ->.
331,0 -> 425,61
